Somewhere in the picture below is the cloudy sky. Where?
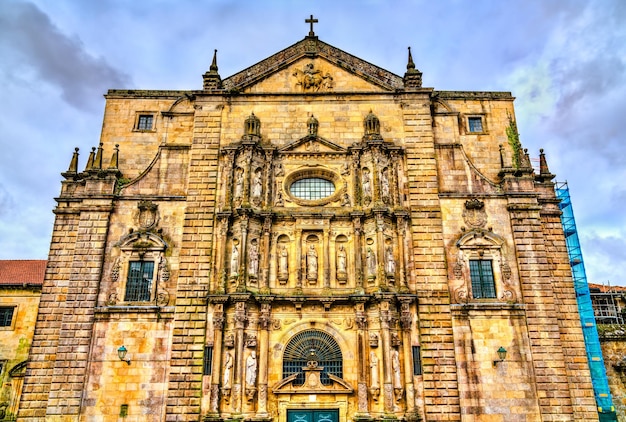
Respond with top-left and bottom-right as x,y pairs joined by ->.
1,0 -> 624,285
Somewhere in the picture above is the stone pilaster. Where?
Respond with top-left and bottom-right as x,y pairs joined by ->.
18,209 -> 79,420
507,198 -> 577,418
402,94 -> 460,420
166,101 -> 222,420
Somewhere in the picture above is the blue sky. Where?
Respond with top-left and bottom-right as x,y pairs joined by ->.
1,0 -> 625,285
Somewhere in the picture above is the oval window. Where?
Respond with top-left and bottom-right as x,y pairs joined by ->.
290,178 -> 336,200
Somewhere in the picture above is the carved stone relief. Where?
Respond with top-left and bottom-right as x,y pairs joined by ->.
293,62 -> 334,92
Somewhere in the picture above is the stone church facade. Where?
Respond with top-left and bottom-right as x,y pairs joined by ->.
19,26 -> 598,421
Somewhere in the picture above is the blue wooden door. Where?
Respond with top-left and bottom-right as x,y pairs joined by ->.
287,409 -> 338,422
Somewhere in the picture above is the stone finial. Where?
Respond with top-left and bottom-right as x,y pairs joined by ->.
84,147 -> 96,171
203,49 -> 222,91
307,114 -> 319,136
243,112 -> 261,140
93,143 -> 104,170
108,144 -> 119,170
403,47 -> 423,89
67,148 -> 79,173
407,46 -> 416,71
403,47 -> 422,89
539,149 -> 550,175
537,148 -> 555,181
62,148 -> 79,179
363,110 -> 382,141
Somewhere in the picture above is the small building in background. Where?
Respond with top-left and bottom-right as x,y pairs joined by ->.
0,260 -> 45,421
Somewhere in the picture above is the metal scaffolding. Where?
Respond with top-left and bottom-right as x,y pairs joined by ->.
555,181 -> 616,420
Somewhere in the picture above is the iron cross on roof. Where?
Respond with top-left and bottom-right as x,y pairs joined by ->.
306,15 -> 318,37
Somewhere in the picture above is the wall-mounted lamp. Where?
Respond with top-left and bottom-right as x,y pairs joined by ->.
118,345 -> 131,365
493,346 -> 507,366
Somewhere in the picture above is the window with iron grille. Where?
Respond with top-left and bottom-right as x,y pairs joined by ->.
468,116 -> 483,133
124,261 -> 154,302
412,346 -> 422,375
469,259 -> 496,299
0,307 -> 15,327
283,330 -> 343,386
203,346 -> 213,375
137,114 -> 154,131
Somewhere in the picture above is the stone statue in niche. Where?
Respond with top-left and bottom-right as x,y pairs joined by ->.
385,245 -> 396,276
233,168 -> 244,201
370,351 -> 380,400
274,162 -> 284,177
337,244 -> 347,282
275,190 -> 284,206
230,244 -> 240,276
337,245 -> 347,273
278,246 -> 289,281
223,352 -> 233,388
341,162 -> 350,176
392,349 -> 403,402
381,168 -> 390,200
246,351 -> 257,386
366,247 -> 377,279
362,169 -> 371,197
248,242 -> 259,277
251,170 -> 262,205
341,192 -> 351,206
307,245 -> 318,281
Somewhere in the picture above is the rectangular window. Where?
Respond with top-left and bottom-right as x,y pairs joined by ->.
0,307 -> 15,327
203,346 -> 213,375
412,346 -> 422,376
469,259 -> 496,298
468,117 -> 483,133
124,261 -> 154,302
137,114 -> 154,131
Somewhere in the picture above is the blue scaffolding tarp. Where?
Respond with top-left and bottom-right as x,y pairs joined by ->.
555,181 -> 616,420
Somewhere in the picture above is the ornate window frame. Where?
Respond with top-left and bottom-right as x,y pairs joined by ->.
283,168 -> 343,206
107,231 -> 170,307
451,229 -> 516,303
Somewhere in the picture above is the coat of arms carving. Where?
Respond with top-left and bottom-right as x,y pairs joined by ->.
136,200 -> 158,229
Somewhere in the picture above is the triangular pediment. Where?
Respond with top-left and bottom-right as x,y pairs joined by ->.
279,136 -> 346,154
221,37 -> 404,93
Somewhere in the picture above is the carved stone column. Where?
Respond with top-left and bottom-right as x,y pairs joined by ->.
371,147 -> 381,204
208,298 -> 227,417
354,298 -> 371,417
214,214 -> 230,294
260,215 -> 272,293
238,215 -> 249,292
222,150 -> 235,208
395,213 -> 408,292
375,212 -> 387,290
351,213 -> 364,292
263,150 -> 273,207
241,147 -> 253,207
351,150 -> 361,206
295,229 -> 303,291
390,150 -> 400,207
399,297 -> 416,416
256,299 -> 273,418
323,228 -> 330,289
379,298 -> 394,412
233,298 -> 248,414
